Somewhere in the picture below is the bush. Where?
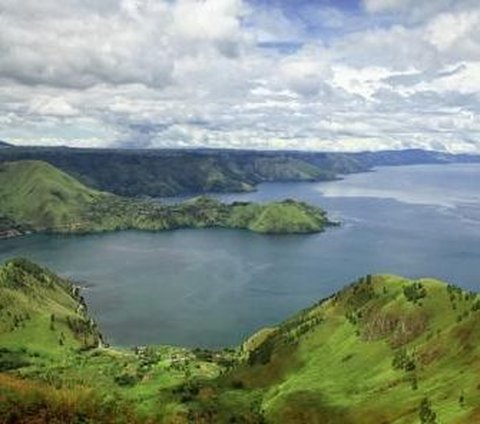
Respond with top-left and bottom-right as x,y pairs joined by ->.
403,283 -> 427,303
419,397 -> 437,423
114,373 -> 138,387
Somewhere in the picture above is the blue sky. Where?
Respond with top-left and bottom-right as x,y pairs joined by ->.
0,0 -> 479,152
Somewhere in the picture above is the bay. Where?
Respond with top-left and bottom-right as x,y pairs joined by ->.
1,164 -> 479,348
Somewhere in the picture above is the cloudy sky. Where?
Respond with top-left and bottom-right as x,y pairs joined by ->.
0,0 -> 479,152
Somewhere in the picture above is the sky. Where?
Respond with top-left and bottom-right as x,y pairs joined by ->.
0,0 -> 479,152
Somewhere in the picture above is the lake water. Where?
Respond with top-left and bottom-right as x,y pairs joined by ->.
1,164 -> 480,348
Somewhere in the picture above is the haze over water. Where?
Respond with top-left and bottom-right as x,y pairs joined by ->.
1,164 -> 479,348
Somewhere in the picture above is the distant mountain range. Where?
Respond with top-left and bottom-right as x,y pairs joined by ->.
0,141 -> 12,148
0,146 -> 478,197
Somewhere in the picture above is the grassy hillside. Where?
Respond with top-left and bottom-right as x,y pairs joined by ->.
227,199 -> 332,234
231,274 -> 480,423
0,160 -> 103,230
0,161 -> 333,235
1,261 -> 480,423
0,258 -> 101,355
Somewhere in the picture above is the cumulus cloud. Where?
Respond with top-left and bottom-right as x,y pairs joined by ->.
0,0 -> 479,153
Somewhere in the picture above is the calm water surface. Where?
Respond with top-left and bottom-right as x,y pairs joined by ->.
1,164 -> 479,348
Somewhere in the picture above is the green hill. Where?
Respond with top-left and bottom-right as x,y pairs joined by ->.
0,160 -> 102,230
0,161 -> 333,235
1,261 -> 479,423
231,275 -> 480,423
0,258 -> 102,355
227,199 -> 332,234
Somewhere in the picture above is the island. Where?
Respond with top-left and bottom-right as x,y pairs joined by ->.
0,160 -> 337,237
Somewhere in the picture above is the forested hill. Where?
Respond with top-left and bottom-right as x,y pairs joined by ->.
0,146 -> 478,197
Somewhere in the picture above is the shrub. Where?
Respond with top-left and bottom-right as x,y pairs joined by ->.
403,283 -> 427,303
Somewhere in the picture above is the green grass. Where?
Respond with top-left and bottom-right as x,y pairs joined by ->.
3,261 -> 480,422
232,275 -> 480,423
0,160 -> 103,230
0,258 -> 101,355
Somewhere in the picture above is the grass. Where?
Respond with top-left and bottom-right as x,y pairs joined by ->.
0,160 -> 102,230
2,261 -> 480,422
231,275 -> 480,423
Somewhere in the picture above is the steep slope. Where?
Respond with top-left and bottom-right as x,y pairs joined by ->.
0,258 -> 101,355
0,160 -> 103,230
230,275 -> 480,423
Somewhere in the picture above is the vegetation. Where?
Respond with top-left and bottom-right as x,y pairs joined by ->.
1,145 -> 478,197
0,160 -> 103,230
1,260 -> 480,423
0,160 -> 334,235
0,215 -> 24,239
0,148 -> 350,197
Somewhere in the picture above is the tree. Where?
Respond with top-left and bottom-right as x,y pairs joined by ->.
50,313 -> 55,331
419,397 -> 437,424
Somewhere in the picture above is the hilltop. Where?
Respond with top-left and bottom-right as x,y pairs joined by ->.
0,160 -> 334,235
1,260 -> 480,423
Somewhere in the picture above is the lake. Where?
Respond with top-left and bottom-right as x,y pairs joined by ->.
1,164 -> 480,348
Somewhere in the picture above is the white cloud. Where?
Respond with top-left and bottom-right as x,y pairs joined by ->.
363,0 -> 407,13
0,0 -> 479,153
